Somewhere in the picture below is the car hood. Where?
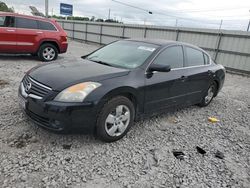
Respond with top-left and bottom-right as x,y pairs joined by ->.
28,59 -> 130,91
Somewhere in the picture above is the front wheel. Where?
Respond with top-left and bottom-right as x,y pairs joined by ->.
38,43 -> 58,62
199,82 -> 217,107
96,96 -> 135,142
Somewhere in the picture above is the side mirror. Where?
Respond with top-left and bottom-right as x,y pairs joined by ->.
148,64 -> 171,73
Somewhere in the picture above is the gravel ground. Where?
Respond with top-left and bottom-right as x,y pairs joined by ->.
0,41 -> 250,188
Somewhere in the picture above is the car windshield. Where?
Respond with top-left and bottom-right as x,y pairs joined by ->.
86,40 -> 159,69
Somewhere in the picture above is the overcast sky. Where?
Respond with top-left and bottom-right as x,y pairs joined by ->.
3,0 -> 250,30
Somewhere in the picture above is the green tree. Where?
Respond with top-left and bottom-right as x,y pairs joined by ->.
0,1 -> 14,12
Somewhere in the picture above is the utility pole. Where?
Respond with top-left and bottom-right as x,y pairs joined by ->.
247,10 -> 250,31
219,19 -> 223,30
45,0 -> 48,17
108,9 -> 111,20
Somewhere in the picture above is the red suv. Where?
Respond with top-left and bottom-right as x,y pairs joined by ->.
0,12 -> 68,61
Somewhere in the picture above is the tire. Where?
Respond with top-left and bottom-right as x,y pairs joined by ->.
199,82 -> 217,107
38,43 -> 58,62
96,96 -> 135,142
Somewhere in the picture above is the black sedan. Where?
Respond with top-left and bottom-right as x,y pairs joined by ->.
18,39 -> 225,142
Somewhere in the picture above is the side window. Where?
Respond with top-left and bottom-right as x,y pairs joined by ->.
0,16 -> 14,27
16,17 -> 38,29
38,21 -> 57,31
153,46 -> 184,69
203,53 -> 210,64
0,16 -> 6,27
185,47 -> 205,67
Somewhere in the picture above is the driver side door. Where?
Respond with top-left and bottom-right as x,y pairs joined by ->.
144,45 -> 189,113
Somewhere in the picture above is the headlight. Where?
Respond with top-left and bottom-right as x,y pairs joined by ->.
54,82 -> 101,102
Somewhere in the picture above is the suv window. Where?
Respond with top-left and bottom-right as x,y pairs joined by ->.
186,47 -> 205,67
0,16 -> 14,27
38,21 -> 57,31
16,17 -> 38,29
153,46 -> 184,69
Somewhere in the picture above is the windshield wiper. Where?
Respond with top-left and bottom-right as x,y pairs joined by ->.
88,59 -> 113,67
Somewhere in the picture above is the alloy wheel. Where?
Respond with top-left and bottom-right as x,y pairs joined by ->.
43,47 -> 55,61
205,85 -> 215,104
105,105 -> 130,137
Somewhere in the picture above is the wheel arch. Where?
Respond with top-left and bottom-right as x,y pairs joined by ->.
38,40 -> 60,53
97,86 -> 141,120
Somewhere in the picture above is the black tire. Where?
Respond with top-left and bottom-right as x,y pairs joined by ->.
199,82 -> 217,107
38,43 -> 58,62
96,96 -> 135,142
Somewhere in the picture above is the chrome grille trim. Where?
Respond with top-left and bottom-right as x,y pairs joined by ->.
29,77 -> 52,91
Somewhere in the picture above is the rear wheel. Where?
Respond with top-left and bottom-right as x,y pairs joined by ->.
38,43 -> 58,62
199,82 -> 217,107
96,96 -> 135,142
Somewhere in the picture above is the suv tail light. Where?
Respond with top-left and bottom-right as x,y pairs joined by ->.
61,36 -> 67,42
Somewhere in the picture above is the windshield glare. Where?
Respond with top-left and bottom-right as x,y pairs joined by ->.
86,41 -> 158,69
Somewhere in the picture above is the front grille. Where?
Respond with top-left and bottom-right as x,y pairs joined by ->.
22,75 -> 52,99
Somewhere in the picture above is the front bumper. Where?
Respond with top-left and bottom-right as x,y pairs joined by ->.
18,85 -> 98,132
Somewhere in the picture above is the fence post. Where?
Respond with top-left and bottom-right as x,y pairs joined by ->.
85,23 -> 88,42
176,29 -> 179,41
122,25 -> 125,39
100,24 -> 103,44
72,21 -> 75,40
144,27 -> 147,38
214,32 -> 222,61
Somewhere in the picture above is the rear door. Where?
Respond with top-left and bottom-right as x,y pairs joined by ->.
183,46 -> 213,104
0,15 -> 16,52
15,17 -> 43,53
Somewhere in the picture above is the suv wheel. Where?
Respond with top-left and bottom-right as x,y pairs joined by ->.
96,96 -> 135,142
38,43 -> 58,62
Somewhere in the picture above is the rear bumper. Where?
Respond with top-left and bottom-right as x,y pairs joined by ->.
60,42 -> 68,53
19,92 -> 98,133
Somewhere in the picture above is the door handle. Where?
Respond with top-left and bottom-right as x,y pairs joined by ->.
36,31 -> 43,34
180,76 -> 188,81
6,29 -> 15,32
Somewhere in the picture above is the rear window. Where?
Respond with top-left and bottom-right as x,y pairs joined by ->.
16,17 -> 38,29
38,21 -> 57,31
203,53 -> 210,64
185,47 -> 205,67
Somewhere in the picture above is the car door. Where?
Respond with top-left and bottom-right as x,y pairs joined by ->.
0,15 -> 16,52
144,45 -> 189,113
183,46 -> 213,105
15,17 -> 42,53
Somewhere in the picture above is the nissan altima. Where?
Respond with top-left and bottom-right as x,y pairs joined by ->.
18,39 -> 225,142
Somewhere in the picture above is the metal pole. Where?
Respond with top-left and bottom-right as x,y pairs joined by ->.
219,20 -> 223,30
247,20 -> 250,31
108,9 -> 111,20
45,0 -> 48,17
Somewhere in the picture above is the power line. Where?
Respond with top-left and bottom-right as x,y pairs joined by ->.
111,0 -> 152,14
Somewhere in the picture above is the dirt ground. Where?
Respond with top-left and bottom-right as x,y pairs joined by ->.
0,41 -> 249,188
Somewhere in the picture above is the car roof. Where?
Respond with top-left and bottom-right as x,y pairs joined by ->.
0,12 -> 52,22
125,38 -> 207,54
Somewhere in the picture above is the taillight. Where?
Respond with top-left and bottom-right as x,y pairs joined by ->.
61,36 -> 67,42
